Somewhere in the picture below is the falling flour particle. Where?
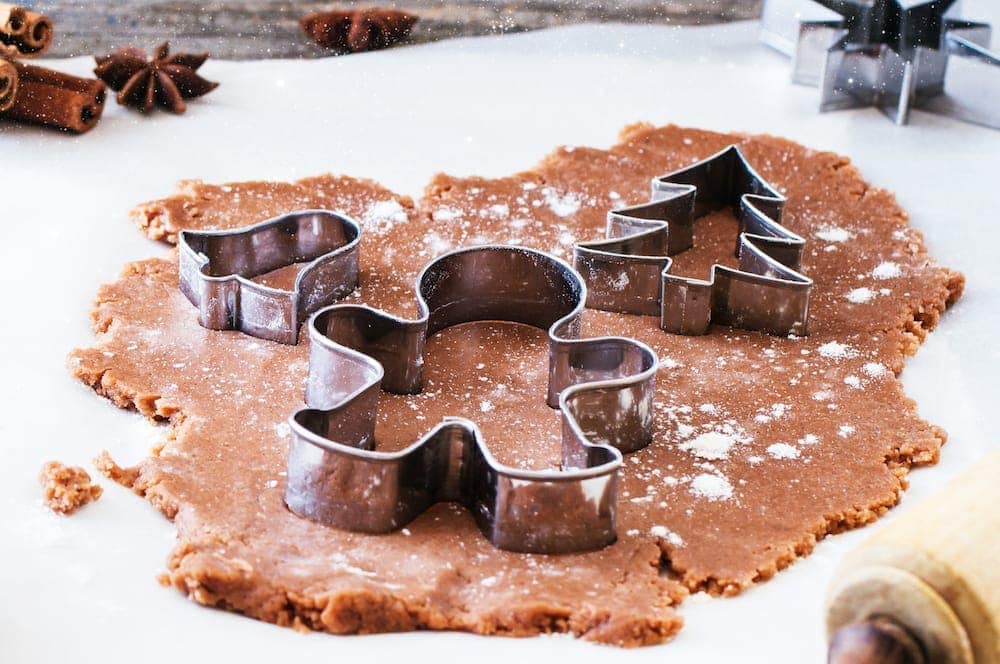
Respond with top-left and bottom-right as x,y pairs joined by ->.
844,375 -> 862,389
846,287 -> 875,304
480,401 -> 494,413
689,473 -> 734,501
863,362 -> 887,377
872,261 -> 901,280
766,443 -> 800,460
838,424 -> 856,438
818,341 -> 855,359
816,226 -> 853,243
481,576 -> 499,587
679,431 -> 739,460
799,433 -> 819,445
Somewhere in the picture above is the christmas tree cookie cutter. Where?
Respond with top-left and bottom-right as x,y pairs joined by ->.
575,144 -> 812,336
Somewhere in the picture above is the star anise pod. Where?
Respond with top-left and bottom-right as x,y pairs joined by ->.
94,42 -> 219,114
301,8 -> 418,53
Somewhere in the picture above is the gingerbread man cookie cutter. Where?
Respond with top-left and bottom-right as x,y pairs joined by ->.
286,246 -> 658,554
179,219 -> 657,553
575,144 -> 812,336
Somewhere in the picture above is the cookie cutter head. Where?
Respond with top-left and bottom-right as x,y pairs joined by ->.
285,245 -> 658,554
575,145 -> 811,337
178,210 -> 361,345
760,0 -> 1000,128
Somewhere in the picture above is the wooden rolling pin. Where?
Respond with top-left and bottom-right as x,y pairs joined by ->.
826,451 -> 1000,664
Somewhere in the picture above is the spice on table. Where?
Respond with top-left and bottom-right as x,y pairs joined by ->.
1,59 -> 106,133
94,42 -> 218,114
301,8 -> 418,53
0,56 -> 17,112
0,3 -> 53,58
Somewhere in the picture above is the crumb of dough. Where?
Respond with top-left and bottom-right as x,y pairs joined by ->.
39,461 -> 103,514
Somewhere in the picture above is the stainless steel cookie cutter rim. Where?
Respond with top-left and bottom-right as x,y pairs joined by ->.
177,209 -> 362,345
282,243 -> 659,553
575,144 -> 813,336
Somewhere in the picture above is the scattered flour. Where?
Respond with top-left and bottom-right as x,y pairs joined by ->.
542,187 -> 582,217
689,473 -> 734,501
363,199 -> 408,232
872,261 -> 901,279
846,287 -> 875,304
844,375 -> 862,389
767,443 -> 800,459
818,341 -> 855,359
679,431 -> 739,460
432,206 -> 462,222
863,362 -> 887,377
649,525 -> 685,547
609,272 -> 630,291
816,226 -> 853,243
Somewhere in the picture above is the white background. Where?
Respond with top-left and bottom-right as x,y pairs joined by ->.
2,5 -> 999,662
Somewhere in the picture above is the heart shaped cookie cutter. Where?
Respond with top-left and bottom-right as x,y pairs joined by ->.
575,144 -> 812,336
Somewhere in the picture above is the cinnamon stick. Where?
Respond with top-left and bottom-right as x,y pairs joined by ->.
2,61 -> 106,133
0,3 -> 53,58
0,56 -> 16,112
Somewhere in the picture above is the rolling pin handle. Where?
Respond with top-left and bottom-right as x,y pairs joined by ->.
828,617 -> 926,664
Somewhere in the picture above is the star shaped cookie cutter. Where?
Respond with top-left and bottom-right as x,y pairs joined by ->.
575,145 -> 812,336
179,219 -> 658,554
760,0 -> 1000,128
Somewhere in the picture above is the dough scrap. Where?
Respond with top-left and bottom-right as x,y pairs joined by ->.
40,461 -> 103,515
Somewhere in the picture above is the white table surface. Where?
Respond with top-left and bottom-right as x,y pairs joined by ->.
2,8 -> 999,662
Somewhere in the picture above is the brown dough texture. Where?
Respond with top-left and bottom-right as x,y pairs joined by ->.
40,461 -> 103,514
69,124 -> 963,646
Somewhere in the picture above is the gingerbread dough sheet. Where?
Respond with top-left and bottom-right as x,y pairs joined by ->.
69,123 -> 961,645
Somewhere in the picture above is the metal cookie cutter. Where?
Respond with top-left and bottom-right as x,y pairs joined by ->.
178,210 -> 361,345
760,0 -> 1000,129
177,221 -> 658,554
575,144 -> 812,337
286,246 -> 658,554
